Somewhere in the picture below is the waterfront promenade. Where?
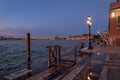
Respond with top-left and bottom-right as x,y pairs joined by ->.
100,46 -> 120,80
88,46 -> 120,80
71,45 -> 120,80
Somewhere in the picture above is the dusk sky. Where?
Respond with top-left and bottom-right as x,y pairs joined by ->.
0,0 -> 116,37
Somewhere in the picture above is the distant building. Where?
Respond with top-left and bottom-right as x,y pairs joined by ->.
65,34 -> 93,40
109,0 -> 120,46
82,34 -> 89,40
66,36 -> 81,40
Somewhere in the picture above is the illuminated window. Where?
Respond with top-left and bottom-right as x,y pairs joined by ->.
118,16 -> 120,25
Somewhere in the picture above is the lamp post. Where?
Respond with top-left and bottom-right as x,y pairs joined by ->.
87,16 -> 92,49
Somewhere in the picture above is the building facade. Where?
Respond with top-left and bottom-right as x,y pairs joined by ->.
109,0 -> 120,46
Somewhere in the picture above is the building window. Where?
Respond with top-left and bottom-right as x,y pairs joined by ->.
118,16 -> 120,25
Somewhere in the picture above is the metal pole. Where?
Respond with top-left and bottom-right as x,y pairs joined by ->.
88,26 -> 92,49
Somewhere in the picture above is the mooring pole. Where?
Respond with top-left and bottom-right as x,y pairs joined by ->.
74,46 -> 77,64
58,45 -> 61,65
48,48 -> 51,67
27,59 -> 32,77
26,33 -> 31,61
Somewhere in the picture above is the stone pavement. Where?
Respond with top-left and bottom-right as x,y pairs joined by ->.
81,46 -> 120,80
102,46 -> 120,80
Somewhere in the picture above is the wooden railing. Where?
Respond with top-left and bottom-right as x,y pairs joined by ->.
46,45 -> 77,67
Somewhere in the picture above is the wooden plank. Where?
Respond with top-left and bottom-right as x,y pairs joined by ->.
27,55 -> 90,80
4,69 -> 32,80
27,61 -> 75,80
61,60 -> 90,80
27,66 -> 63,80
27,67 -> 54,80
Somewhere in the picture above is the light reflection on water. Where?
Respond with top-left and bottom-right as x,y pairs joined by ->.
73,52 -> 107,80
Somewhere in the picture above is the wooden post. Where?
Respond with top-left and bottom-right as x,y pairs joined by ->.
27,60 -> 32,77
54,46 -> 57,64
58,45 -> 61,65
74,46 -> 77,64
26,33 -> 31,61
48,48 -> 51,67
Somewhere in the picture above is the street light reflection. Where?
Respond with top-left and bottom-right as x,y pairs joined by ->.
97,52 -> 101,55
87,75 -> 91,80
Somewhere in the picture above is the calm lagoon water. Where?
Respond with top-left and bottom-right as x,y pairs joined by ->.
0,40 -> 86,76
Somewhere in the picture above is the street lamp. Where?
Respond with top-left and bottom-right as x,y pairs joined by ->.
87,16 -> 92,49
111,11 -> 115,18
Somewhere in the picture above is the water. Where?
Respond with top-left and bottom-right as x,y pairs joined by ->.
0,40 -> 86,76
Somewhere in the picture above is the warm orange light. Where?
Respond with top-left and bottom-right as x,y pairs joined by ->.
87,20 -> 90,24
89,22 -> 92,26
111,11 -> 115,17
87,16 -> 92,27
88,16 -> 91,20
87,21 -> 92,26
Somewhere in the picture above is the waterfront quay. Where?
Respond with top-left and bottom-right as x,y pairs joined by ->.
97,46 -> 120,80
3,34 -> 120,80
2,38 -> 120,80
81,46 -> 120,80
26,46 -> 120,80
